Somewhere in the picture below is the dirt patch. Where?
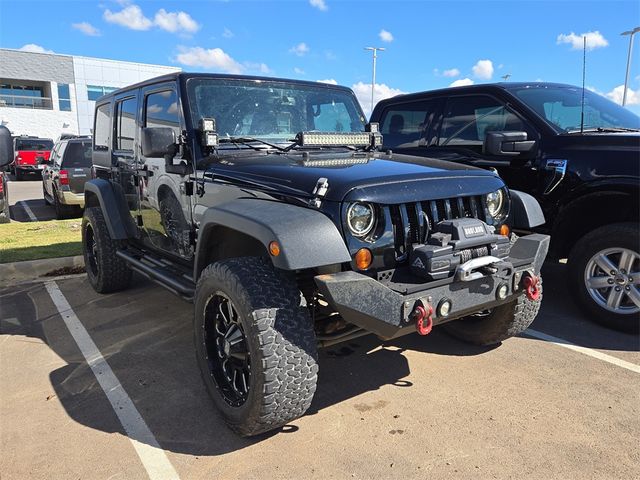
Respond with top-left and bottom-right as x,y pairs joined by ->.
42,265 -> 86,277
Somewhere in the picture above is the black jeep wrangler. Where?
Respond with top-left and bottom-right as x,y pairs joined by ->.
371,83 -> 640,332
82,73 -> 549,436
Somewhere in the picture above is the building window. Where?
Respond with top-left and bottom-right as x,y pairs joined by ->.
0,81 -> 51,109
87,85 -> 118,101
58,83 -> 71,111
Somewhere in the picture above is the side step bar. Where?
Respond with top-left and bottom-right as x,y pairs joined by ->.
116,249 -> 195,301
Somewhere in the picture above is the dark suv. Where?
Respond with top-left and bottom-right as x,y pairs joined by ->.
81,73 -> 548,436
371,83 -> 640,332
42,137 -> 92,219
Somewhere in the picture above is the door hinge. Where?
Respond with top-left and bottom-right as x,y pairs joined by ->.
137,215 -> 143,227
183,181 -> 194,196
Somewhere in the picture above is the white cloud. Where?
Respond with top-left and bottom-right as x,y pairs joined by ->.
351,82 -> 406,115
18,44 -> 54,54
104,5 -> 152,30
379,29 -> 393,42
72,21 -> 101,36
175,47 -> 244,74
309,0 -> 328,11
472,59 -> 494,80
244,62 -> 272,74
442,68 -> 460,78
317,79 -> 338,85
222,27 -> 234,39
294,67 -> 306,75
605,85 -> 640,106
289,42 -> 310,56
154,9 -> 199,34
557,31 -> 609,51
449,78 -> 474,87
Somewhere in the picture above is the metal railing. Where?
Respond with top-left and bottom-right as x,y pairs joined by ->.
0,94 -> 53,109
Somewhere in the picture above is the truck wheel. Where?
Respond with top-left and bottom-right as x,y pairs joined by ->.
14,169 -> 22,181
53,189 -> 68,219
82,207 -> 132,293
194,257 -> 318,437
568,223 -> 639,333
443,278 -> 543,345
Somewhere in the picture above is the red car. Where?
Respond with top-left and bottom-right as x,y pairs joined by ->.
11,136 -> 54,181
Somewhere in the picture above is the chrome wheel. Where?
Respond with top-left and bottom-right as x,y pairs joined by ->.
202,292 -> 250,407
584,247 -> 640,314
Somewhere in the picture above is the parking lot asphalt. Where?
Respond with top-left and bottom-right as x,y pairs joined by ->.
1,261 -> 639,480
5,175 -> 66,222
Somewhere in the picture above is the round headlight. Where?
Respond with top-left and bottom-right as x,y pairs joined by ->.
486,189 -> 505,218
347,202 -> 375,237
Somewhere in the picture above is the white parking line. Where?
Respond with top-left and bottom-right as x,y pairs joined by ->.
17,200 -> 37,221
44,282 -> 180,480
525,328 -> 640,374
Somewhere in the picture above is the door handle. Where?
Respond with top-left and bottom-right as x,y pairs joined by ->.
543,159 -> 567,195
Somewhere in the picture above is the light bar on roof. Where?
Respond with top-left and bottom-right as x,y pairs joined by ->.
298,131 -> 372,147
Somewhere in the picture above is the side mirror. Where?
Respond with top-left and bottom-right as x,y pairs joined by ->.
484,131 -> 536,157
0,125 -> 13,168
141,127 -> 176,158
141,127 -> 190,176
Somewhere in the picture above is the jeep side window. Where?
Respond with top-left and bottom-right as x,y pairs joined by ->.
439,95 -> 532,153
114,97 -> 137,152
145,90 -> 180,135
94,103 -> 111,151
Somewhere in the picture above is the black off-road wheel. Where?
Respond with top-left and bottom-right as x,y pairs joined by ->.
82,207 -> 132,294
568,223 -> 639,333
443,277 -> 543,345
194,257 -> 318,437
53,189 -> 70,219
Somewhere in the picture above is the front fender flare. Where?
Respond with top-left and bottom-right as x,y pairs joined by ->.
195,199 -> 351,274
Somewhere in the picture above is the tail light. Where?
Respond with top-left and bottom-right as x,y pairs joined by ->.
60,170 -> 69,185
16,155 -> 22,162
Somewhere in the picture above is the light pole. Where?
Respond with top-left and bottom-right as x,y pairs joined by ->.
621,26 -> 640,106
364,46 -> 385,112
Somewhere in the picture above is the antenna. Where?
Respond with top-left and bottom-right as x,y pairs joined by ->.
580,35 -> 586,134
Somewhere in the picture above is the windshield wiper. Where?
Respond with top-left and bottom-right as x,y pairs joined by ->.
218,136 -> 288,151
565,126 -> 640,134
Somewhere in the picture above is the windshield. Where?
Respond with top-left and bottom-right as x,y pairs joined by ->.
61,142 -> 92,168
15,139 -> 53,151
186,78 -> 366,143
511,86 -> 640,132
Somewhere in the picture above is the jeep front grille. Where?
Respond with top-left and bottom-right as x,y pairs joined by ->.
385,196 -> 489,261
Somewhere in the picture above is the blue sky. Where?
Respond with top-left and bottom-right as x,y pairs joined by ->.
1,0 -> 639,114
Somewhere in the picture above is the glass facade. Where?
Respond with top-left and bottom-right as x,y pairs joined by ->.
87,85 -> 118,101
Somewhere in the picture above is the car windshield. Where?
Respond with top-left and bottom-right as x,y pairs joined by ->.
15,139 -> 53,150
511,86 -> 640,132
61,142 -> 92,168
186,78 -> 366,143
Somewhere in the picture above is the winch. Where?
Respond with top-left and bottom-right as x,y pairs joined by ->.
409,218 -> 511,281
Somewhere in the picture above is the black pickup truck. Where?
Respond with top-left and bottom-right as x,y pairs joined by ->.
371,82 -> 640,332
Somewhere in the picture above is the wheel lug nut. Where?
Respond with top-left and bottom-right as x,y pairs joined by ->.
620,269 -> 626,274
610,270 -> 616,275
615,286 -> 622,292
607,278 -> 614,284
625,286 -> 631,291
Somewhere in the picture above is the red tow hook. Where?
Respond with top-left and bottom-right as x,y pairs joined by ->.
413,304 -> 434,336
523,274 -> 541,301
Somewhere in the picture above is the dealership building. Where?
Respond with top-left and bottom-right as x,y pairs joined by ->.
0,48 -> 180,140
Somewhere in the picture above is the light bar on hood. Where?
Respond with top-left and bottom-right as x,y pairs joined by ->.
297,131 -> 372,147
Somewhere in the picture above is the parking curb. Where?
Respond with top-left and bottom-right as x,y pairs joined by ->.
0,255 -> 85,287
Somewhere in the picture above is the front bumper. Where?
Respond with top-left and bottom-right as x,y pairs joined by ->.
60,190 -> 85,206
315,233 -> 550,339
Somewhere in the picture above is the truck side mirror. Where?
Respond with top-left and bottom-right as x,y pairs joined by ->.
141,127 -> 176,158
0,125 -> 13,168
484,131 -> 536,157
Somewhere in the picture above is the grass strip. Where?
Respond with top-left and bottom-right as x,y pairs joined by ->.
0,219 -> 82,264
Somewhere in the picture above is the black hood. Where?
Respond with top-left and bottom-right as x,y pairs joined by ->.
204,150 -> 504,203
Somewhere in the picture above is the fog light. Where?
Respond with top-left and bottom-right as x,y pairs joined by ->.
437,299 -> 452,317
355,248 -> 372,270
497,283 -> 509,300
